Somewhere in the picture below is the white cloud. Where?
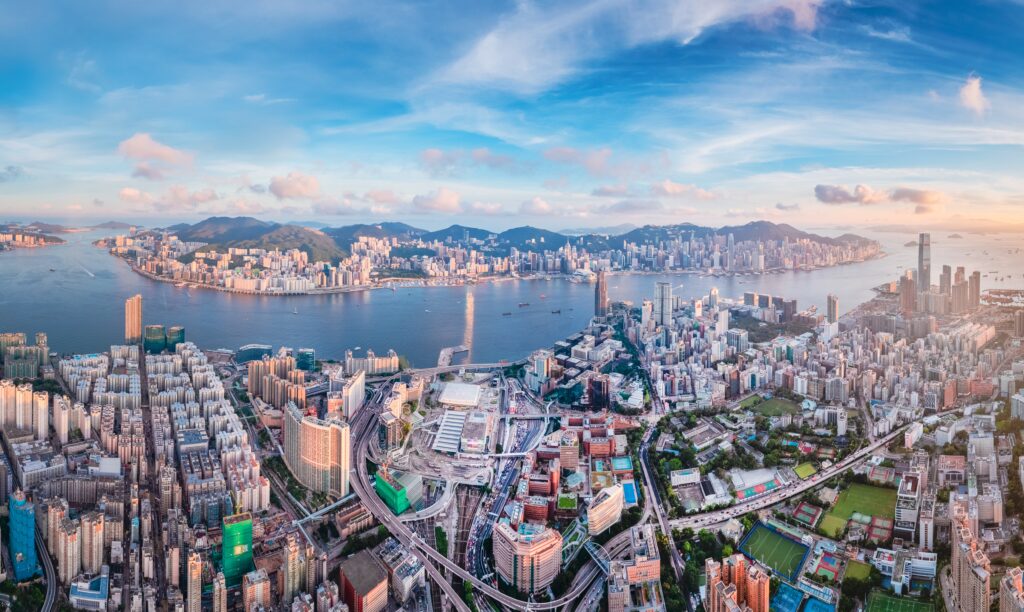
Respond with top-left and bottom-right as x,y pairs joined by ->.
650,179 -> 716,200
269,172 -> 320,200
117,133 -> 193,166
544,147 -> 614,177
132,163 -> 165,181
412,187 -> 462,213
958,74 -> 990,116
592,184 -> 630,197
815,183 -> 946,207
466,201 -> 505,215
419,147 -> 524,176
520,197 -> 553,215
434,0 -> 822,94
119,187 -> 153,204
365,190 -> 401,205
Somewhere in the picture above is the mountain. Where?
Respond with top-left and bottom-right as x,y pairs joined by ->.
421,224 -> 492,243
497,226 -> 573,250
321,222 -> 425,250
168,217 -> 346,262
25,221 -> 74,233
613,221 -> 872,247
559,223 -> 638,236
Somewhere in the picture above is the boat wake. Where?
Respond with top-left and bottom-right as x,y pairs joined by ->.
79,265 -> 95,278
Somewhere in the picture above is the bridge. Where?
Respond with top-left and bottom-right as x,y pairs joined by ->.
292,493 -> 357,526
584,541 -> 613,574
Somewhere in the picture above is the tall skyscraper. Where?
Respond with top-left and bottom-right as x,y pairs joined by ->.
124,294 -> 143,345
969,270 -> 981,309
80,511 -> 104,574
594,270 -> 609,317
917,233 -> 931,291
1001,566 -> 1024,612
653,282 -> 673,327
940,264 -> 952,295
282,404 -> 351,497
899,274 -> 917,314
222,513 -> 254,586
187,551 -> 203,612
826,294 -> 839,324
8,490 -> 40,581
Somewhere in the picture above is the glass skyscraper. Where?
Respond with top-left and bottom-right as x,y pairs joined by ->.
9,490 -> 40,581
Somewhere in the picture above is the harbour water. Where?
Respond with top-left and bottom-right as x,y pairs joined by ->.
0,229 -> 1021,366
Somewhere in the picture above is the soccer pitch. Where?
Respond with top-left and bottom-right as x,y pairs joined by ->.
866,590 -> 934,612
821,483 -> 897,536
738,524 -> 808,581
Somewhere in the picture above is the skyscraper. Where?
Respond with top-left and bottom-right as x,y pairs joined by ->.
917,233 -> 931,292
594,270 -> 609,317
969,270 -> 981,309
653,282 -> 673,327
705,554 -> 770,612
8,489 -> 40,581
282,403 -> 351,497
940,265 -> 952,295
124,294 -> 142,345
826,294 -> 839,324
80,511 -> 104,574
212,572 -> 227,612
222,513 -> 254,586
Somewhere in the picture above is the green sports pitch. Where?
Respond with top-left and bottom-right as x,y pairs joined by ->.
738,524 -> 808,581
866,591 -> 933,612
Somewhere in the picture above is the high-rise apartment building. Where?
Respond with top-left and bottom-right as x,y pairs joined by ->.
187,552 -> 203,612
940,264 -> 952,295
80,511 -> 104,574
653,281 -> 672,327
1002,566 -> 1024,612
57,517 -> 82,584
493,521 -> 562,594
125,294 -> 143,344
826,293 -> 839,324
951,513 -> 991,612
705,554 -> 770,612
8,490 -> 40,581
242,568 -> 271,610
918,233 -> 931,291
595,269 -> 609,317
212,572 -> 227,612
969,270 -> 981,309
282,531 -> 316,604
283,402 -> 351,497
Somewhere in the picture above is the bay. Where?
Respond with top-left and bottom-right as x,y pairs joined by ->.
0,229 -> 1020,367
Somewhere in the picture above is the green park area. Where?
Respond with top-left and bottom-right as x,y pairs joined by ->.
794,462 -> 817,479
820,483 -> 897,537
845,560 -> 873,580
741,394 -> 801,416
866,590 -> 933,612
740,525 -> 807,580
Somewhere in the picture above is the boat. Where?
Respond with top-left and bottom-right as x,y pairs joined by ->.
354,346 -> 361,350
518,302 -> 529,307
292,308 -> 299,315
502,312 -> 512,316
551,309 -> 561,314
49,268 -> 56,272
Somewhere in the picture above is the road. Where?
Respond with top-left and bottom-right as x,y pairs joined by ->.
669,422 -> 910,530
38,527 -> 57,612
638,425 -> 685,583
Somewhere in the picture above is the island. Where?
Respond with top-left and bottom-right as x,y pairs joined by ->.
0,223 -> 65,251
98,216 -> 884,296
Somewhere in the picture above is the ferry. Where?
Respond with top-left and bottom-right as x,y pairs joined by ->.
518,302 -> 529,307
551,309 -> 561,314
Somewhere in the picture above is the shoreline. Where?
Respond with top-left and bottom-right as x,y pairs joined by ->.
109,249 -> 888,298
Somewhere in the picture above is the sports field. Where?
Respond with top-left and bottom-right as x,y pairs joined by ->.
846,560 -> 872,580
738,523 -> 808,581
751,397 -> 800,416
794,462 -> 817,479
821,483 -> 897,537
866,590 -> 933,612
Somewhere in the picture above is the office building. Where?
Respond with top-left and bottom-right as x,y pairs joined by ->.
236,344 -> 273,364
493,521 -> 562,594
969,270 -> 981,309
918,233 -> 931,291
296,348 -> 316,371
653,282 -> 672,327
826,293 -> 839,324
595,269 -> 609,317
8,489 -> 40,581
940,265 -> 952,295
125,294 -> 143,344
283,402 -> 351,496
242,568 -> 271,610
144,324 -> 166,354
704,554 -> 770,612
1002,567 -> 1024,612
166,326 -> 186,351
222,512 -> 254,586
587,483 -> 624,535
339,549 -> 388,612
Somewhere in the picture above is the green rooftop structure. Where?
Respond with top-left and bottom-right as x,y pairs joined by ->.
222,512 -> 254,586
374,472 -> 410,515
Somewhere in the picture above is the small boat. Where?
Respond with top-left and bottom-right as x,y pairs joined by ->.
354,346 -> 361,350
292,308 -> 299,315
551,309 -> 561,314
49,268 -> 56,272
518,302 -> 529,307
502,312 -> 512,316
425,309 -> 430,312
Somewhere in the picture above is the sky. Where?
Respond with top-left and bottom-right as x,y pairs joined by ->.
2,0 -> 1024,232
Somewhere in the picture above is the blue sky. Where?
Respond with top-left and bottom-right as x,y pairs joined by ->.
2,0 -> 1024,231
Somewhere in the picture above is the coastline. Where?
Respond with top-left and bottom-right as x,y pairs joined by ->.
108,248 -> 888,298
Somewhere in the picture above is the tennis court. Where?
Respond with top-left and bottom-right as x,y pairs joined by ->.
738,522 -> 809,582
813,552 -> 842,581
792,501 -> 823,527
866,590 -> 933,612
821,483 -> 896,537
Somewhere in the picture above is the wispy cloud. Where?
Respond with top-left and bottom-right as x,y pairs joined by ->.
959,74 -> 990,116
0,165 -> 23,182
